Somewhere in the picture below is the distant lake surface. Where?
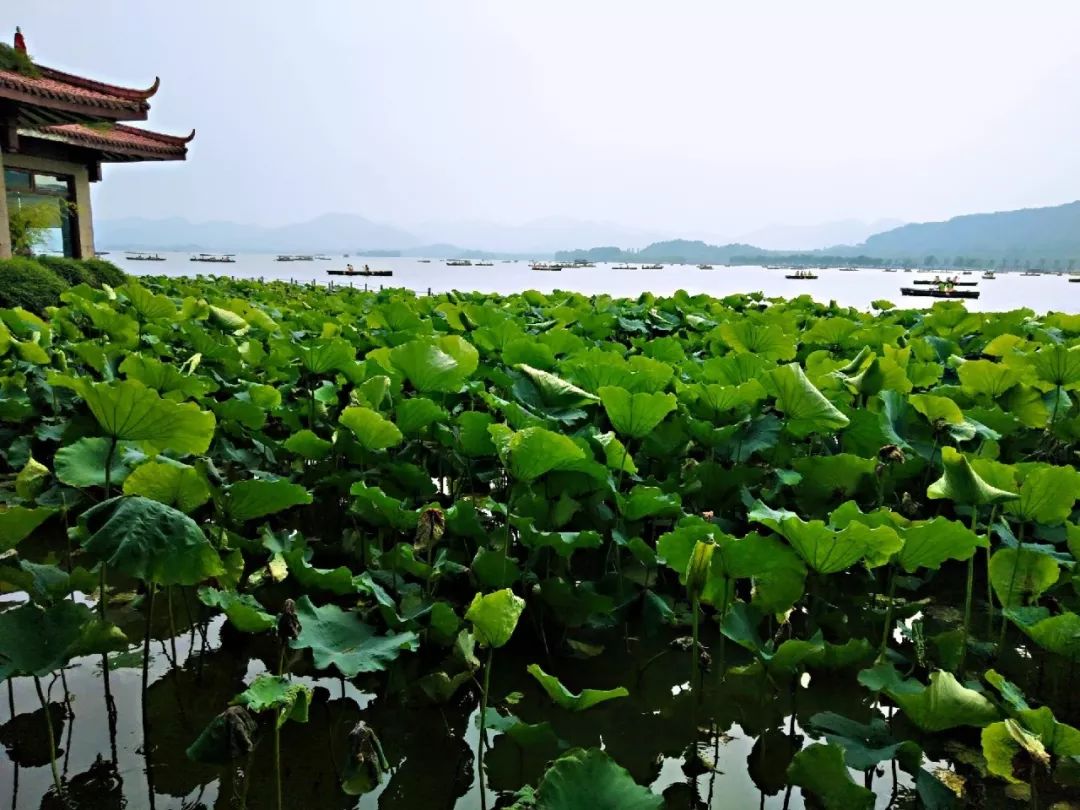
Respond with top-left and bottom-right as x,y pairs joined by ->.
113,252 -> 1080,312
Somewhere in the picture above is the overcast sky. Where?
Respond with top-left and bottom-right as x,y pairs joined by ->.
8,1 -> 1080,239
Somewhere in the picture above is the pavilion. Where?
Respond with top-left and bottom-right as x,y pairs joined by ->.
0,28 -> 191,259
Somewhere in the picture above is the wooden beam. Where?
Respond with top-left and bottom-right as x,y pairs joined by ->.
87,160 -> 101,182
1,124 -> 17,151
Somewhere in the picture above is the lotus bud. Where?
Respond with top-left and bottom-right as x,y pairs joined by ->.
878,444 -> 905,465
342,721 -> 389,795
685,540 -> 714,602
277,598 -> 301,643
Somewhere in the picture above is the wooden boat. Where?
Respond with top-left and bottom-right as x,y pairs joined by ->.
884,269 -> 898,273
1021,271 -> 1042,276
1069,277 -> 1080,283
697,264 -> 713,269
276,255 -> 315,262
785,272 -> 818,280
838,267 -> 859,272
983,272 -> 996,280
530,262 -> 565,272
640,263 -> 663,270
913,279 -> 978,287
327,268 -> 392,277
189,253 -> 235,263
901,287 -> 980,299
418,259 -> 432,263
474,261 -> 494,266
612,264 -> 635,270
126,252 -> 166,261
446,259 -> 472,267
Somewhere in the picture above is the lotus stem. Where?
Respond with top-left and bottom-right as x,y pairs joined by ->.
879,565 -> 897,659
959,508 -> 978,676
477,646 -> 494,810
999,522 -> 1025,651
33,675 -> 65,805
274,718 -> 283,810
691,595 -> 701,697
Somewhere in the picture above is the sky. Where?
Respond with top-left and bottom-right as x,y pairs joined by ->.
8,1 -> 1080,241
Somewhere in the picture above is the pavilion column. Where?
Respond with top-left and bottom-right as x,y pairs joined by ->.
0,150 -> 11,259
72,168 -> 95,258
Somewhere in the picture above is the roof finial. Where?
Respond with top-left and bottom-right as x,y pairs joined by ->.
13,27 -> 26,54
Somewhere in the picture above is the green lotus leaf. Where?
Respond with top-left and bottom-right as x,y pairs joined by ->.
340,406 -> 404,451
15,456 -> 49,500
808,712 -> 921,772
592,430 -> 637,474
389,335 -> 478,392
526,664 -> 628,712
122,460 -> 210,512
125,282 -> 178,321
617,485 -> 682,522
1009,464 -> 1080,525
787,743 -> 874,810
290,595 -> 418,676
756,515 -> 899,574
53,437 -> 133,489
989,548 -> 1059,608
768,363 -> 849,438
491,425 -> 587,482
514,518 -> 604,559
349,482 -> 418,531
515,364 -> 599,409
282,549 -> 358,595
465,588 -> 524,648
185,705 -> 259,766
119,355 -> 213,400
927,447 -> 1020,506
0,505 -> 57,551
50,377 -> 216,455
1005,607 -> 1080,658
984,669 -> 1031,713
888,670 -> 999,732
533,747 -> 660,810
222,478 -> 312,523
0,561 -> 98,605
717,320 -> 797,362
197,587 -> 275,633
957,359 -> 1020,398
908,393 -> 964,425
233,674 -> 311,729
395,398 -> 448,435
896,517 -> 984,573
0,599 -> 128,681
1030,344 -> 1080,390
295,337 -> 356,374
981,706 -> 1080,785
207,305 -> 248,332
598,386 -> 676,439
455,411 -> 495,457
78,496 -> 224,586
282,429 -> 334,460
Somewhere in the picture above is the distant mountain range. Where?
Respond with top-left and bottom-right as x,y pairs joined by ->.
98,200 -> 1080,264
734,218 -> 905,251
96,214 -> 667,256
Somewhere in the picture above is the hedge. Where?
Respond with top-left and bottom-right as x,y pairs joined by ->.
0,255 -> 127,314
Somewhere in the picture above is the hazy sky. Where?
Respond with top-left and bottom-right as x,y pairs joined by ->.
8,1 -> 1080,238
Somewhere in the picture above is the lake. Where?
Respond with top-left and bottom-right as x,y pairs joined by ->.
114,253 -> 1080,312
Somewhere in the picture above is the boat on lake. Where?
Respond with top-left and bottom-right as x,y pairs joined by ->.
474,261 -> 494,266
983,272 -> 997,279
531,262 -> 566,271
418,259 -> 431,263
276,254 -> 315,262
640,263 -> 663,270
838,267 -> 859,272
328,266 -> 392,277
913,278 -> 978,287
1021,270 -> 1042,276
785,271 -> 818,280
189,253 -> 235,263
697,264 -> 713,269
901,287 -> 980,299
1069,277 -> 1080,283
612,264 -> 635,270
126,252 -> 166,261
446,259 -> 472,266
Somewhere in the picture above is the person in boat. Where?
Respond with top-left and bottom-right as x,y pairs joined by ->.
364,264 -> 370,273
346,263 -> 355,273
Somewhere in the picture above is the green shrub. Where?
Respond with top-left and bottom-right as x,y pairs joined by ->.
36,255 -> 96,287
81,257 -> 127,288
0,257 -> 69,314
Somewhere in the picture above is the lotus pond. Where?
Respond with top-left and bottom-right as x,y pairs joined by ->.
2,276 -> 1080,809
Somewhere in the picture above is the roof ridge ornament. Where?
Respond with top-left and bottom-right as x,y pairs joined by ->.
14,26 -> 26,54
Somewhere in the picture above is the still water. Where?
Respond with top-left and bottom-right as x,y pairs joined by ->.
113,253 -> 1080,313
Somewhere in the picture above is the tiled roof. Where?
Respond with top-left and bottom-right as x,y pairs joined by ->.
21,123 -> 193,161
0,64 -> 158,120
